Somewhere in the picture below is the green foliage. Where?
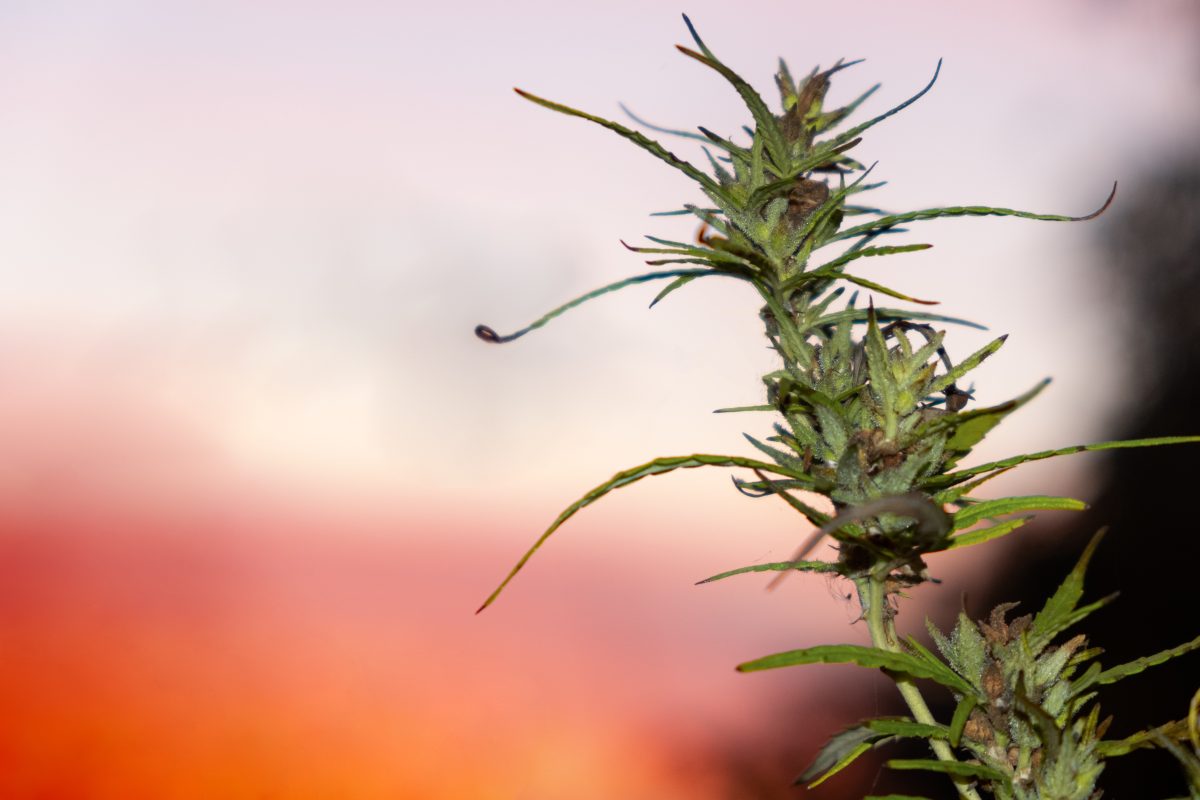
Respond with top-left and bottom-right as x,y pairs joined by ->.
476,15 -> 1200,799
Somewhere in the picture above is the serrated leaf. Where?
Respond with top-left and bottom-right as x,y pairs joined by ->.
823,59 -> 941,150
946,517 -> 1032,550
475,269 -> 714,343
737,644 -> 974,695
676,46 -> 790,173
952,496 -> 1087,531
796,243 -> 933,287
917,379 -> 1051,471
1087,634 -> 1200,689
928,334 -> 1007,393
813,83 -> 881,135
831,182 -> 1118,243
476,454 -> 825,612
649,274 -> 700,307
867,718 -> 949,740
830,272 -> 940,305
800,718 -> 948,787
800,725 -> 880,786
922,435 -> 1200,491
1028,529 -> 1105,651
743,432 -> 807,471
904,636 -> 978,697
696,559 -> 836,585
514,88 -> 728,199
886,758 -> 1008,783
1096,719 -> 1191,758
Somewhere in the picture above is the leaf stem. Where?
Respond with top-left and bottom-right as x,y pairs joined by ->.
861,575 -> 983,800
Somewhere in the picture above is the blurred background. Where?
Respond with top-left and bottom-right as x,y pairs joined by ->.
0,1 -> 1196,797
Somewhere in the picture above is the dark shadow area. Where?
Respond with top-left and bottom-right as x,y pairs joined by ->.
966,153 -> 1200,798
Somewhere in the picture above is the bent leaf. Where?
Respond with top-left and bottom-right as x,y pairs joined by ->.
513,88 -> 727,199
946,517 -> 1032,550
800,725 -> 879,787
676,46 -> 789,172
831,182 -> 1118,243
1087,634 -> 1200,689
696,559 -> 836,585
952,496 -> 1087,530
477,455 -> 822,612
475,269 -> 713,343
824,59 -> 942,150
799,243 -> 933,284
737,644 -> 974,694
1097,719 -> 1191,758
923,435 -> 1200,491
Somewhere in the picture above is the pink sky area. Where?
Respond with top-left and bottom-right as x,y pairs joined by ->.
0,2 -> 1196,797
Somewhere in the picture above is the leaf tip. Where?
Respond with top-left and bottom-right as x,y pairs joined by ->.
475,324 -> 502,343
1077,181 -> 1119,221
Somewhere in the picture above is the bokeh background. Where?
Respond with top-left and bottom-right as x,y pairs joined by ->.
0,1 -> 1196,797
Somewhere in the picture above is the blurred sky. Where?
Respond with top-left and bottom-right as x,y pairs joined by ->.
0,1 -> 1196,797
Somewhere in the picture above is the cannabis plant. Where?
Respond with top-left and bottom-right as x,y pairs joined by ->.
475,16 -> 1200,799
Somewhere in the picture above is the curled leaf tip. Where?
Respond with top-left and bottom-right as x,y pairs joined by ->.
1077,181 -> 1119,221
475,324 -> 520,344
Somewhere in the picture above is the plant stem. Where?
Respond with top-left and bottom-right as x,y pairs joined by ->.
862,575 -> 984,800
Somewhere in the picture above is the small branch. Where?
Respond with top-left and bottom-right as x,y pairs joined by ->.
861,576 -> 984,800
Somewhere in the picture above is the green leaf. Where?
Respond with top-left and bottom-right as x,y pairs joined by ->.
867,718 -> 949,740
756,477 -> 833,527
923,435 -> 1200,491
800,718 -> 948,787
1028,529 -> 1105,651
813,83 -> 881,135
817,271 -> 940,305
831,182 -> 1118,243
800,725 -> 879,786
799,243 -> 933,284
618,102 -> 724,149
1088,634 -> 1200,689
952,495 -> 1087,530
824,59 -> 942,149
676,46 -> 790,173
475,269 -> 714,343
946,516 -> 1031,550
712,404 -> 774,414
513,88 -> 727,199
864,796 -> 934,800
903,636 -> 978,697
742,137 -> 864,212
885,758 -> 1008,783
737,644 -> 975,695
928,334 -> 1007,393
680,13 -> 716,59
476,454 -> 825,612
696,559 -> 836,585
743,432 -> 807,472
649,274 -> 700,307
949,695 -> 977,747
916,379 -> 1050,472
1097,719 -> 1191,758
